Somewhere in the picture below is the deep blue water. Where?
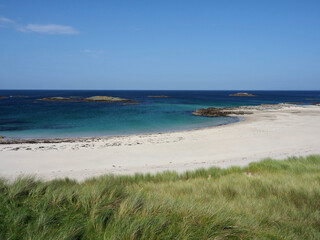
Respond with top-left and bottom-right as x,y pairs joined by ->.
0,90 -> 319,138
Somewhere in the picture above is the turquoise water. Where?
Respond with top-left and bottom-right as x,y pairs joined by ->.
0,90 -> 319,138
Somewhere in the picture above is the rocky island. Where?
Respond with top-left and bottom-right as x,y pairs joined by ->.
229,92 -> 257,97
12,95 -> 29,98
37,96 -> 135,103
192,107 -> 253,117
192,103 -> 312,117
0,96 -> 8,99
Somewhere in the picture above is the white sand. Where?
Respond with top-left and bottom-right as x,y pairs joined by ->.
1,104 -> 320,181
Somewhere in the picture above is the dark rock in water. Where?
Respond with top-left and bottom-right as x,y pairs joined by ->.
192,103 -> 298,117
122,103 -> 140,106
285,102 -> 305,105
0,96 -> 8,99
229,92 -> 257,97
0,118 -> 29,125
148,95 -> 170,98
192,107 -> 252,117
37,96 -> 133,103
0,126 -> 30,131
311,102 -> 320,106
12,95 -> 29,98
0,136 -> 4,139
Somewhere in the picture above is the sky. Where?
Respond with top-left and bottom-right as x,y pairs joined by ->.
0,0 -> 320,90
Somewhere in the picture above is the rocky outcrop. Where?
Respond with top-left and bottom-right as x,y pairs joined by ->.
12,95 -> 29,98
229,92 -> 257,97
0,96 -> 8,99
39,97 -> 70,101
192,107 -> 252,117
0,136 -> 4,139
311,102 -> 320,106
38,96 -> 134,103
285,102 -> 305,105
148,95 -> 170,98
83,96 -> 131,102
192,103 -> 299,117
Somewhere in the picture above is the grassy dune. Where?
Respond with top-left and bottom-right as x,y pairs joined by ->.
1,155 -> 320,239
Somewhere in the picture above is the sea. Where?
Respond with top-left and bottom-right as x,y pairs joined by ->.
0,90 -> 319,139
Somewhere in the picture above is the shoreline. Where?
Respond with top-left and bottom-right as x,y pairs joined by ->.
0,102 -> 296,144
0,103 -> 316,143
0,116 -> 241,144
1,103 -> 320,181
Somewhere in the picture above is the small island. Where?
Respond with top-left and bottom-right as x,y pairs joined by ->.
229,92 -> 257,97
37,96 -> 134,103
12,95 -> 29,98
285,102 -> 305,105
192,107 -> 252,117
192,104 -> 303,117
0,96 -> 8,99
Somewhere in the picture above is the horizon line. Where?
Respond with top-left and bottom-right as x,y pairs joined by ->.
1,89 -> 320,91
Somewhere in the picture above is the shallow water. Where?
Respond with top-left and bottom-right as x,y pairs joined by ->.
0,90 -> 319,138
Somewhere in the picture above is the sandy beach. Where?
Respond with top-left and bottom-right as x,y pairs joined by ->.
1,104 -> 320,181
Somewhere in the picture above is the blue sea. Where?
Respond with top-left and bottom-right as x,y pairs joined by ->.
0,90 -> 319,139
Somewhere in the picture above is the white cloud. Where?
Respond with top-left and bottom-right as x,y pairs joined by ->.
84,49 -> 104,54
0,17 -> 15,24
0,16 -> 79,35
18,24 -> 79,35
83,49 -> 104,58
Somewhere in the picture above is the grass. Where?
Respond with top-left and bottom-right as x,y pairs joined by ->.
1,155 -> 320,239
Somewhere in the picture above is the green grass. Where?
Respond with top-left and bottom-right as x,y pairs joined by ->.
1,155 -> 320,239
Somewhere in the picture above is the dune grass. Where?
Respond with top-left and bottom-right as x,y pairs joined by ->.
1,155 -> 320,239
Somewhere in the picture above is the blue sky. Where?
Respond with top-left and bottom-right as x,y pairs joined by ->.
0,0 -> 320,90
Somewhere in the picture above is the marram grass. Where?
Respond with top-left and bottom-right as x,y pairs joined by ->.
1,155 -> 320,239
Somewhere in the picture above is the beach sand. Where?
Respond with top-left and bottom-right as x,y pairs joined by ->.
1,104 -> 320,181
